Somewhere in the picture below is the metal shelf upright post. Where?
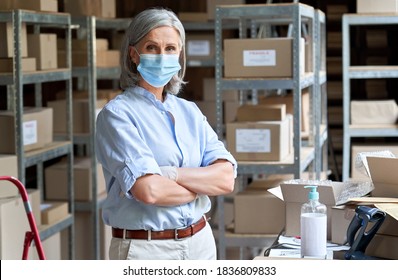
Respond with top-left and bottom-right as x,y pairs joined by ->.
342,13 -> 398,181
0,9 -> 75,259
70,15 -> 131,259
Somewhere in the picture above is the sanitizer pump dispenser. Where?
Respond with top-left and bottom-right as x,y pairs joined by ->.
300,185 -> 327,258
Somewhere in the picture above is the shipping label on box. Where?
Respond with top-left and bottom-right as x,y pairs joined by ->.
223,37 -> 305,78
236,128 -> 271,153
0,107 -> 53,153
186,34 -> 215,64
227,115 -> 292,161
244,49 -> 276,66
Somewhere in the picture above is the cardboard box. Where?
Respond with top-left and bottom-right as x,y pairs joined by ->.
55,89 -> 120,102
40,201 -> 69,224
0,155 -> 19,198
31,232 -> 61,260
234,189 -> 285,234
350,100 -> 398,125
57,38 -> 109,51
0,189 -> 41,259
332,203 -> 398,245
367,157 -> 398,197
259,90 -> 310,133
351,145 -> 398,180
223,37 -> 305,78
16,0 -> 58,12
27,34 -> 58,70
224,99 -> 239,123
357,0 -> 398,13
0,22 -> 28,58
63,0 -> 116,18
195,100 -> 217,128
269,180 -> 373,239
61,210 -> 110,259
44,157 -> 106,201
178,12 -> 208,22
57,50 -> 120,68
47,98 -> 107,134
207,0 -> 245,20
236,104 -> 286,122
0,57 -> 36,73
366,234 -> 398,259
331,205 -> 356,244
186,33 -> 215,62
0,0 -> 15,10
226,115 -> 292,161
0,107 -> 53,153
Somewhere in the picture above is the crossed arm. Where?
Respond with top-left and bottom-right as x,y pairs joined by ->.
131,159 -> 235,206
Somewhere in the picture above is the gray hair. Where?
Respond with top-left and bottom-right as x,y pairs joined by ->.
120,7 -> 187,95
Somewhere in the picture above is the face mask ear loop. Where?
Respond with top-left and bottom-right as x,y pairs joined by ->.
131,46 -> 140,66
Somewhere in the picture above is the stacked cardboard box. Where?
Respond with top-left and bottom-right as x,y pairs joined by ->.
0,107 -> 53,153
0,155 -> 19,198
28,33 -> 58,70
0,0 -> 58,12
0,22 -> 36,73
0,189 -> 41,259
63,0 -> 115,18
350,100 -> 398,126
44,156 -> 106,201
357,0 -> 398,13
226,103 -> 293,161
57,38 -> 120,68
47,97 -> 108,135
223,37 -> 305,78
60,210 -> 111,260
259,90 -> 310,135
234,179 -> 286,234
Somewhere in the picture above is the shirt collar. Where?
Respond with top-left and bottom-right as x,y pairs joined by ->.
130,86 -> 171,111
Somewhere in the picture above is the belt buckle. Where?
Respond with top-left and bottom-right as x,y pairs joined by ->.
174,225 -> 186,241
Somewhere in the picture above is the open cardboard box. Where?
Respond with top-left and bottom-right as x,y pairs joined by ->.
268,179 -> 374,239
367,157 -> 398,197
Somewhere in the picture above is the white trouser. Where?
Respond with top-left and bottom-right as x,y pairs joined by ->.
108,222 -> 217,260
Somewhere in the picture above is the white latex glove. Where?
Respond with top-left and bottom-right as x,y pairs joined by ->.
159,166 -> 178,181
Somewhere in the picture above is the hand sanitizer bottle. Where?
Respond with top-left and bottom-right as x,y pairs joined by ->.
300,185 -> 327,258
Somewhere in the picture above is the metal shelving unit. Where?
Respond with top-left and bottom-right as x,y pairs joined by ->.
70,16 -> 130,259
214,3 -> 327,260
342,13 -> 398,181
0,9 -> 74,259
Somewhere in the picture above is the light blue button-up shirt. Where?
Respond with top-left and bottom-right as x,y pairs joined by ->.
95,86 -> 237,231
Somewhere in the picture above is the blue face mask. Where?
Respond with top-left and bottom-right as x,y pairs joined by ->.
136,50 -> 181,88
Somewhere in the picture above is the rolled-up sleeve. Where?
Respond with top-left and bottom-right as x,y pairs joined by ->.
95,105 -> 161,196
201,118 -> 238,177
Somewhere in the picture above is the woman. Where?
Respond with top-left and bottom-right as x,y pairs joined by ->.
95,7 -> 237,260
